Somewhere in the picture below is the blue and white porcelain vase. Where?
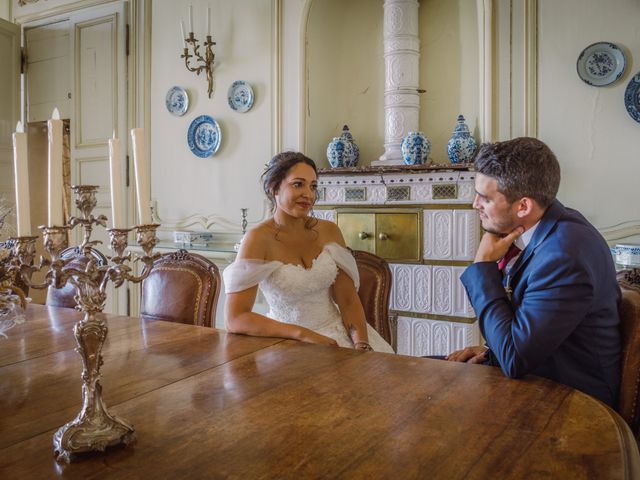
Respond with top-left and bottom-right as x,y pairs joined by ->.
327,136 -> 356,168
339,125 -> 359,167
447,115 -> 477,164
401,131 -> 431,165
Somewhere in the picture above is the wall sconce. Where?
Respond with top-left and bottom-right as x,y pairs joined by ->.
180,6 -> 215,98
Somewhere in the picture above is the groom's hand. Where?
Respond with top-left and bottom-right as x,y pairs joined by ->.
446,346 -> 487,363
474,227 -> 524,263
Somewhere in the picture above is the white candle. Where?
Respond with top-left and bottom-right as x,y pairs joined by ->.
130,128 -> 152,225
108,132 -> 125,229
206,6 -> 210,36
180,20 -> 187,47
188,4 -> 193,33
12,121 -> 31,236
47,108 -> 64,226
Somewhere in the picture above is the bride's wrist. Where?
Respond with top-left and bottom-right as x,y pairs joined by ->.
354,341 -> 373,351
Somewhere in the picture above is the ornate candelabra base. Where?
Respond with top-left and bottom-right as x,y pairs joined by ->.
52,310 -> 135,463
6,185 -> 160,463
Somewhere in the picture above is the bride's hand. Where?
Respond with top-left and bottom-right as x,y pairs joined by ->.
298,329 -> 338,346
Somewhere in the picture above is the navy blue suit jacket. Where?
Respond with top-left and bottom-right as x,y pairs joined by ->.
461,200 -> 621,407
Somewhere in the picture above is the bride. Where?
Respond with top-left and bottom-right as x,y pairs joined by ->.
223,151 -> 394,353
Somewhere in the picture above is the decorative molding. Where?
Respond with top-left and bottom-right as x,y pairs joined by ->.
524,0 -> 538,137
477,0 -> 493,142
13,0 -> 113,24
311,209 -> 336,223
151,199 -> 272,234
423,209 -> 479,261
390,263 -> 474,318
599,221 -> 640,243
317,171 -> 476,206
493,0 -> 538,139
395,315 -> 479,356
271,0 -> 282,154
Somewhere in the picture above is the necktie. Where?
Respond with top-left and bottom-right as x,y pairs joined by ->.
498,244 -> 522,271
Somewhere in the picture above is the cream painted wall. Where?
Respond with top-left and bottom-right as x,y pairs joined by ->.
150,0 -> 274,230
0,0 -> 10,20
305,0 -> 384,168
420,0 -> 478,164
538,0 -> 640,230
304,0 -> 478,167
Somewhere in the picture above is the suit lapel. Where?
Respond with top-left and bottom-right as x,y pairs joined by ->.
508,200 -> 565,279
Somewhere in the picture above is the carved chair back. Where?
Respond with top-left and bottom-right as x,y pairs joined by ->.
617,268 -> 640,439
140,249 -> 221,327
46,247 -> 108,309
351,249 -> 393,346
1,239 -> 30,297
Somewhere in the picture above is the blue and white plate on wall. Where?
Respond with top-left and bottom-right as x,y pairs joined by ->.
576,42 -> 626,87
165,86 -> 189,116
227,80 -> 254,113
187,115 -> 221,157
624,72 -> 640,124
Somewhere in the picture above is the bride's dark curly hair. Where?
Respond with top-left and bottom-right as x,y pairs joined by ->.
261,151 -> 318,231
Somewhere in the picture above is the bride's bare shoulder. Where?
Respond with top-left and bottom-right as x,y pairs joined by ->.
314,218 -> 346,246
237,221 -> 276,259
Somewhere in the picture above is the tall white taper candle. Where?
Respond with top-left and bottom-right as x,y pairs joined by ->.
180,20 -> 187,47
47,108 -> 64,226
12,121 -> 31,236
108,132 -> 125,229
130,128 -> 152,225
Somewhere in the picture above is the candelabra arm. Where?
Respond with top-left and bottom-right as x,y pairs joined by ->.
180,33 -> 215,98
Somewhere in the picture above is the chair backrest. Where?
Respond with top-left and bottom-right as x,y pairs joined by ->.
617,268 -> 640,438
46,246 -> 108,308
351,249 -> 393,345
140,249 -> 221,328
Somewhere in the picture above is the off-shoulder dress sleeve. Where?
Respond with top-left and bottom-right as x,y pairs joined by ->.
324,242 -> 360,291
223,259 -> 283,293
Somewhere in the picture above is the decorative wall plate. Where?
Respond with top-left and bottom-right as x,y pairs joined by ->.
227,80 -> 254,113
187,115 -> 221,157
165,86 -> 189,116
624,72 -> 640,124
576,42 -> 626,87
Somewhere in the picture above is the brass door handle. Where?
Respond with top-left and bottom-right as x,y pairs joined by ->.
358,232 -> 370,240
378,232 -> 389,241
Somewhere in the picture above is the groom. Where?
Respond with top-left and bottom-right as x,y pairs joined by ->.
446,137 -> 621,407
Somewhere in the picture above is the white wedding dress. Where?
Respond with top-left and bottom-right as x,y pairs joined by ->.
223,242 -> 394,353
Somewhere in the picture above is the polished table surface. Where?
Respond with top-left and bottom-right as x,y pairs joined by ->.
1,305 -> 638,479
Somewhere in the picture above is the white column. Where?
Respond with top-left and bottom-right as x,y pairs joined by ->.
374,0 -> 421,166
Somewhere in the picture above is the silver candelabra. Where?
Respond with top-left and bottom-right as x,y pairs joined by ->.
10,185 -> 160,463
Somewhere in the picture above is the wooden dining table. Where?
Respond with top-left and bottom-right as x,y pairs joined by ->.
1,304 -> 638,479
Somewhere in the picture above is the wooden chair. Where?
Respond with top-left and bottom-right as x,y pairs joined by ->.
351,249 -> 394,348
617,268 -> 640,440
46,246 -> 108,308
140,249 -> 221,327
1,239 -> 30,298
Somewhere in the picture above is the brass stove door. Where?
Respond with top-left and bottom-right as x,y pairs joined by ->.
337,212 -> 375,253
376,212 -> 420,262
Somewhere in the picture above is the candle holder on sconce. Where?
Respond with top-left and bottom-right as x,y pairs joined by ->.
10,185 -> 160,463
181,32 -> 216,98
